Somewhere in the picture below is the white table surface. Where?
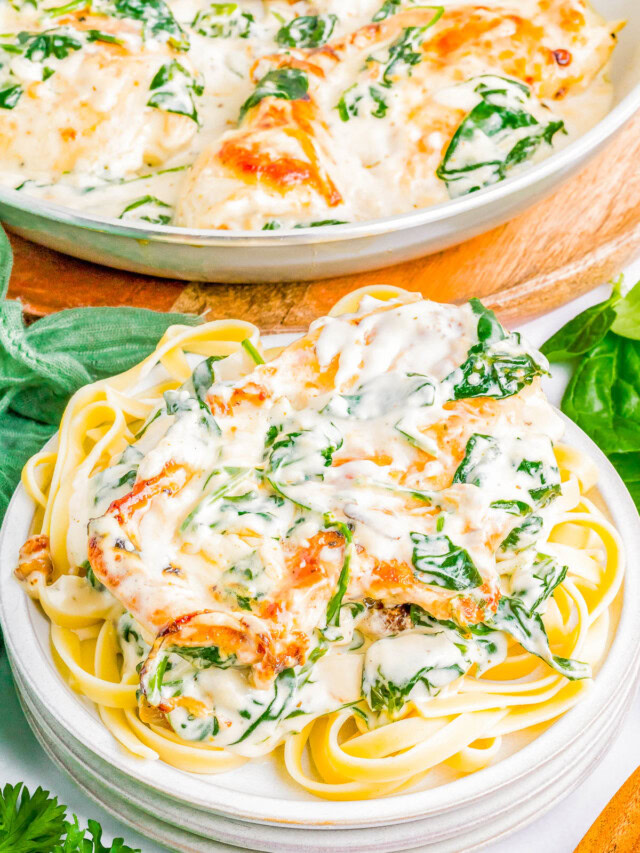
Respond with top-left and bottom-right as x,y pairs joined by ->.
2,264 -> 640,853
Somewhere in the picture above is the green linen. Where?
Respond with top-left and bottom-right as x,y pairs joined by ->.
0,226 -> 200,522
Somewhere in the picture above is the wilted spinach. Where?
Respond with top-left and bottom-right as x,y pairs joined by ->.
437,75 -> 565,198
119,195 -> 172,225
192,3 -> 254,39
239,67 -> 308,123
276,14 -> 337,48
488,596 -> 590,680
337,9 -> 442,121
147,60 -> 204,124
410,531 -> 483,590
445,298 -> 547,400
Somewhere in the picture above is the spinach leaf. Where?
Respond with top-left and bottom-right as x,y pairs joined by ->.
18,30 -> 82,60
452,433 -> 500,486
610,279 -> 640,341
381,20 -> 442,85
363,645 -> 465,716
0,28 -> 84,107
540,282 -> 622,362
169,644 -> 236,669
337,82 -> 388,121
85,563 -> 105,591
164,385 -> 220,434
119,195 -> 172,225
410,532 -> 483,590
511,553 -> 567,614
499,514 -> 542,554
113,0 -> 188,49
488,596 -> 590,680
446,331 -> 547,400
192,3 -> 254,39
489,499 -> 531,516
232,668 -> 298,744
470,297 -> 505,345
0,82 -> 21,109
372,0 -> 401,20
517,458 -> 561,507
561,333 -> 640,456
276,14 -> 337,48
437,75 -> 565,198
265,420 -> 342,508
181,467 -> 250,531
444,298 -> 547,400
147,60 -> 204,124
325,372 -> 435,420
239,67 -> 308,123
337,10 -> 442,121
323,516 -> 353,628
191,355 -> 225,404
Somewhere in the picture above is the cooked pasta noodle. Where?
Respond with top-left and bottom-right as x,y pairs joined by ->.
15,287 -> 624,800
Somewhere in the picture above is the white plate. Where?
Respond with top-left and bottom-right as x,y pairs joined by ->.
1,414 -> 639,837
10,645 -> 640,853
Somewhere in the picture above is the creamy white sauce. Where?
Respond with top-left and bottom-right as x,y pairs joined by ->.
67,294 -> 589,753
0,0 -> 617,228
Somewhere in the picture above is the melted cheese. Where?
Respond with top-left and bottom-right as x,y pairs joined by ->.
0,0 -> 620,228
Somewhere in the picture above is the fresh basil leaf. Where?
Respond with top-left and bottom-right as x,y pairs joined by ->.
239,67 -> 308,123
276,14 -> 337,48
147,60 -> 204,124
611,279 -> 640,341
410,531 -> 483,590
437,75 -> 565,198
488,596 -> 590,680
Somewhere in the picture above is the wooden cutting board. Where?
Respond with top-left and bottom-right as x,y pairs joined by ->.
7,111 -> 640,330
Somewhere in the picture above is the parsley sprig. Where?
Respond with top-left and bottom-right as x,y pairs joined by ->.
0,783 -> 139,853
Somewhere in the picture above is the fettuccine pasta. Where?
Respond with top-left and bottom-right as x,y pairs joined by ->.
15,286 -> 624,800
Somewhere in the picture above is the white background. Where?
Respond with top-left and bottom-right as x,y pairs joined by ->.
2,263 -> 640,853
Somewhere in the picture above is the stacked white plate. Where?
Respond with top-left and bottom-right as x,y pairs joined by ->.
2,418 -> 640,853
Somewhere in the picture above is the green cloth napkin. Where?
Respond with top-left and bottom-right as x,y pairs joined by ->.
0,227 -> 200,522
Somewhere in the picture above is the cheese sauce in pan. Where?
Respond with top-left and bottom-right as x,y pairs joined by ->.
0,0 -> 621,230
